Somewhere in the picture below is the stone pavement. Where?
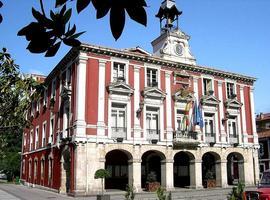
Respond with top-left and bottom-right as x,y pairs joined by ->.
0,183 -> 257,200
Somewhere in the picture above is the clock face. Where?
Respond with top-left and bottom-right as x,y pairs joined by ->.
174,44 -> 183,56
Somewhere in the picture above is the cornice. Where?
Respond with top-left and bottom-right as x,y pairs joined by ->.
42,43 -> 257,85
79,43 -> 256,84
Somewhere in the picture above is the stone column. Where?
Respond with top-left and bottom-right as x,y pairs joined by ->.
165,72 -> 173,144
218,80 -> 227,144
240,85 -> 248,144
97,60 -> 107,137
74,143 -> 87,194
190,159 -> 203,189
161,159 -> 174,190
215,159 -> 228,188
133,66 -> 141,141
59,158 -> 66,193
74,53 -> 87,138
129,159 -> 142,192
253,149 -> 260,185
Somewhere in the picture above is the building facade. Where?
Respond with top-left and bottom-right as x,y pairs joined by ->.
20,0 -> 260,195
257,113 -> 270,175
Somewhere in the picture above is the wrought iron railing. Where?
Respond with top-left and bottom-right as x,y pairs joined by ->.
111,127 -> 127,139
146,129 -> 160,140
205,132 -> 215,143
229,135 -> 239,144
174,131 -> 197,140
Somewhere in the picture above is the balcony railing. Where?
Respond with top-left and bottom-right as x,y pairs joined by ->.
205,132 -> 215,143
229,135 -> 239,144
111,127 -> 127,139
174,131 -> 198,141
147,129 -> 160,140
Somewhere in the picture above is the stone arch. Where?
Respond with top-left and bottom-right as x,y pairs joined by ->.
227,152 -> 245,185
173,151 -> 195,188
141,150 -> 166,189
105,149 -> 132,190
201,151 -> 221,188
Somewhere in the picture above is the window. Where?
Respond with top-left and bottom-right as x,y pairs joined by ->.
228,116 -> 238,138
204,113 -> 215,137
48,158 -> 53,183
227,82 -> 235,99
203,78 -> 213,95
49,118 -> 54,144
176,110 -> 185,131
30,130 -> 33,151
34,159 -> 38,179
113,62 -> 125,82
35,127 -> 39,149
111,103 -> 126,138
43,89 -> 48,107
266,123 -> 270,129
41,159 -> 45,179
29,160 -> 32,179
146,107 -> 159,139
51,79 -> 56,98
147,68 -> 158,87
42,122 -> 46,147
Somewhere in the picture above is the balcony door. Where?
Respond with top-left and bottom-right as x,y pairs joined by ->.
146,107 -> 159,140
111,103 -> 126,139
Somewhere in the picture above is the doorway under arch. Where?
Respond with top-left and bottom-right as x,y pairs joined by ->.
174,151 -> 194,188
227,152 -> 245,185
105,149 -> 131,190
202,152 -> 221,188
141,151 -> 165,189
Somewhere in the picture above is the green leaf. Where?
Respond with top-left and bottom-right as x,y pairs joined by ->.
63,8 -> 72,24
55,0 -> 68,7
126,6 -> 147,26
45,42 -> 61,57
69,31 -> 85,39
0,14 -> 2,24
63,38 -> 81,47
110,5 -> 126,40
76,0 -> 91,13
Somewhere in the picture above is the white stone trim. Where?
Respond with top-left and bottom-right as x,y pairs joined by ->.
240,85 -> 247,144
249,86 -> 258,145
97,59 -> 107,136
165,71 -> 173,143
74,53 -> 87,137
133,65 -> 141,139
218,80 -> 227,144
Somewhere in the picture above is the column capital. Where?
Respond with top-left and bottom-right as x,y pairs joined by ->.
216,159 -> 227,164
165,71 -> 172,77
218,80 -> 223,86
134,65 -> 141,71
78,52 -> 88,63
98,59 -> 107,65
250,86 -> 255,92
128,159 -> 142,163
161,159 -> 174,163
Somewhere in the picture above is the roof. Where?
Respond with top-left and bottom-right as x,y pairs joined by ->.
258,130 -> 270,138
44,42 -> 257,85
257,113 -> 270,121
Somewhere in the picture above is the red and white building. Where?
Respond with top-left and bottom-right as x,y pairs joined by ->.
20,0 -> 260,195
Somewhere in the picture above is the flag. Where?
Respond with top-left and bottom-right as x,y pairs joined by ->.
198,103 -> 204,129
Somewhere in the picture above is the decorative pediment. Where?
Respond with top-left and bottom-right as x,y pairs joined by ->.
173,89 -> 194,103
107,82 -> 134,96
225,98 -> 243,109
142,87 -> 166,100
200,94 -> 220,107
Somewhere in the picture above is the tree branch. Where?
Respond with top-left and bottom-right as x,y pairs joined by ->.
39,0 -> 46,16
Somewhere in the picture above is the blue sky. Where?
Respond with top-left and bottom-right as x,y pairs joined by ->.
0,0 -> 269,113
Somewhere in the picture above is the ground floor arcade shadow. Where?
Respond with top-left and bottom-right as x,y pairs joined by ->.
227,152 -> 245,185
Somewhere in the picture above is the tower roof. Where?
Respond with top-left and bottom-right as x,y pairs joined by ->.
156,0 -> 182,19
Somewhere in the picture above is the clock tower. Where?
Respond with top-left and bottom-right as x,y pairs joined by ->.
151,0 -> 196,65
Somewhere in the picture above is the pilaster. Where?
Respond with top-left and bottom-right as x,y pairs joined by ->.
161,159 -> 174,191
240,85 -> 248,144
218,80 -> 227,144
216,159 -> 228,188
97,59 -> 107,137
129,159 -> 142,192
250,86 -> 258,145
165,71 -> 173,143
74,53 -> 87,137
189,159 -> 203,189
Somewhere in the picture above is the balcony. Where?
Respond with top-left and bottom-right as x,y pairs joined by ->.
173,131 -> 200,148
205,132 -> 215,143
147,129 -> 160,142
229,135 -> 239,145
111,127 -> 127,140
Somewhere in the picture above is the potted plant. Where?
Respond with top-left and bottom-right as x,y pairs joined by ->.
145,171 -> 160,192
94,169 -> 110,200
205,170 -> 216,188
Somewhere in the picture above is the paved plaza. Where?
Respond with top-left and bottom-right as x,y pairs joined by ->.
0,183 -> 257,200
